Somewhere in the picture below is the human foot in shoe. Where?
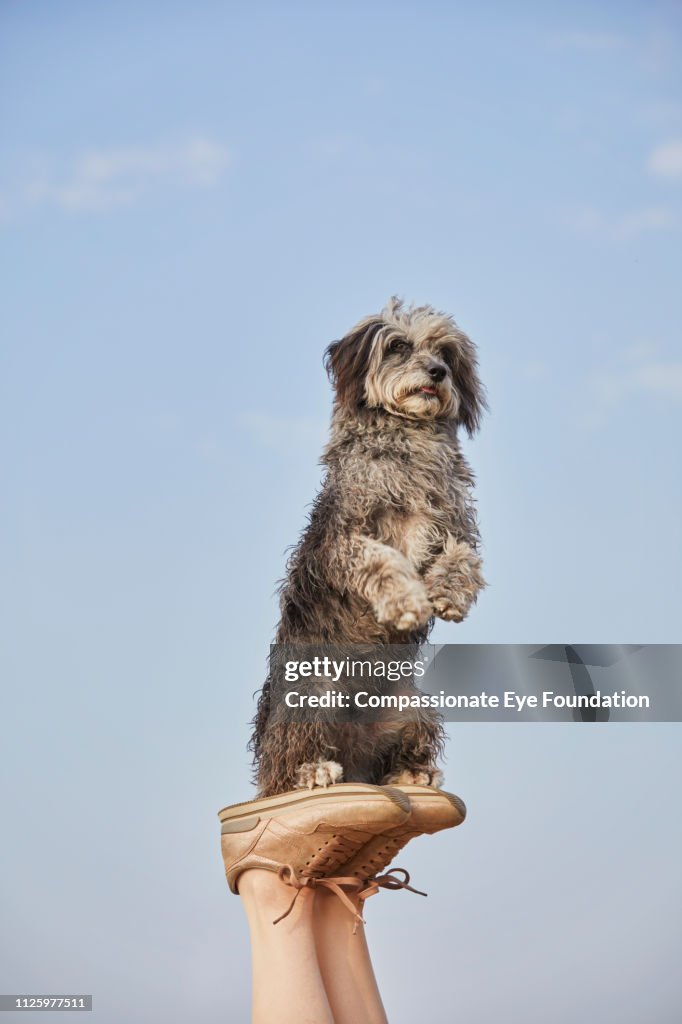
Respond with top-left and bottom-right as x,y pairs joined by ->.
340,785 -> 466,884
218,783 -> 411,894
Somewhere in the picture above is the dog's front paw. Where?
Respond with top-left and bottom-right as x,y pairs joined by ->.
295,760 -> 344,790
384,768 -> 444,788
430,590 -> 473,623
375,579 -> 432,631
425,544 -> 485,623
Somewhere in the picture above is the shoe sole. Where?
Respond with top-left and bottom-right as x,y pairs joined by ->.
387,785 -> 467,827
339,786 -> 467,880
218,783 -> 411,826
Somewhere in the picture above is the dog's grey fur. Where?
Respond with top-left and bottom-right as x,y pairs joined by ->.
251,298 -> 486,796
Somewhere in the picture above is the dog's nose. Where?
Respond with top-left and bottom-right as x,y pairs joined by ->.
427,363 -> 447,382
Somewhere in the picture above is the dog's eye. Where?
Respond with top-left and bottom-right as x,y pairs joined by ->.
388,338 -> 412,356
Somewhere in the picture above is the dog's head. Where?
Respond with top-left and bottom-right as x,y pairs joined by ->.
325,297 -> 486,434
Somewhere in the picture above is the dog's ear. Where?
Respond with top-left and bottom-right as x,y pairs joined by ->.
324,319 -> 383,412
454,333 -> 487,436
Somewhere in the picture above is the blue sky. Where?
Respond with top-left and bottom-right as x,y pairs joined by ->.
1,3 -> 681,1022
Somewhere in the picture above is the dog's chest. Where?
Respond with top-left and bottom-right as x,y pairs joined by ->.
363,442 -> 461,567
378,509 -> 437,567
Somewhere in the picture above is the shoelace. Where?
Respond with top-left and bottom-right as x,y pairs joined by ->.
356,832 -> 420,877
273,865 -> 366,926
304,832 -> 364,873
359,867 -> 427,903
273,865 -> 427,932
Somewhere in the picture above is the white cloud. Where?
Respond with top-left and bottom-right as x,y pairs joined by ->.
568,206 -> 676,241
585,351 -> 682,427
4,138 -> 230,215
648,139 -> 682,181
621,342 -> 660,364
614,208 -> 677,236
594,363 -> 682,404
629,363 -> 682,399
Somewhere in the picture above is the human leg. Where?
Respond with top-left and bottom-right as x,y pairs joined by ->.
239,869 -> 334,1024
313,887 -> 388,1024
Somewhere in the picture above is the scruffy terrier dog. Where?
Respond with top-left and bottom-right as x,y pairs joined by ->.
251,298 -> 486,796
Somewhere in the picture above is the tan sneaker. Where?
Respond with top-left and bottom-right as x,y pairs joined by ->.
218,784 -> 411,895
341,784 -> 466,883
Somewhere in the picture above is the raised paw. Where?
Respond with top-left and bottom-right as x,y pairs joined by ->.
375,579 -> 432,632
430,590 -> 472,623
295,759 -> 344,790
384,768 -> 444,788
425,543 -> 485,624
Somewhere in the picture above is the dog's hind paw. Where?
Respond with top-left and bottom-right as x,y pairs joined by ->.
384,768 -> 444,788
295,760 -> 344,790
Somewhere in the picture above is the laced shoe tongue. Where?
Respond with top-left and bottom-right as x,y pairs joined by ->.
304,832 -> 365,876
349,829 -> 420,879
